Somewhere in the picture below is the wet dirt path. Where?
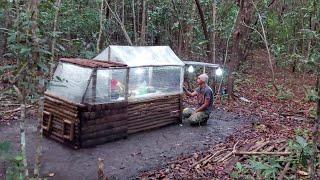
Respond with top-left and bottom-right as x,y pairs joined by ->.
0,109 -> 254,180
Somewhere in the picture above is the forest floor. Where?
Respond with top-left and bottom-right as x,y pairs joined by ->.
0,109 -> 253,180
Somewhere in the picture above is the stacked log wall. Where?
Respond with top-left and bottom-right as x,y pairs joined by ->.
128,94 -> 182,134
79,102 -> 128,147
43,94 -> 81,149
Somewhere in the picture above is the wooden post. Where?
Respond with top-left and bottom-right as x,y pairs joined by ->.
92,68 -> 97,103
148,67 -> 153,86
125,68 -> 130,101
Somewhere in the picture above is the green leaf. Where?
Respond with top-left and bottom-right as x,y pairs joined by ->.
198,40 -> 208,45
19,47 -> 31,56
236,162 -> 242,170
296,136 -> 307,148
0,141 -> 10,153
14,155 -> 23,161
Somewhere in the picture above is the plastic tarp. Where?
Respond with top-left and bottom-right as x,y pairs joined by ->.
94,46 -> 185,67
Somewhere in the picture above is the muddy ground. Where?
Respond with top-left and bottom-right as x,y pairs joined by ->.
0,109 -> 254,180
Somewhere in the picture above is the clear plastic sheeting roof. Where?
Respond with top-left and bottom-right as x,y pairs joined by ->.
94,46 -> 185,67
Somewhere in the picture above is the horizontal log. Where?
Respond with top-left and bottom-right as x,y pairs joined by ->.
80,108 -> 127,120
128,115 -> 178,126
128,120 -> 176,134
128,119 -> 175,130
44,103 -> 78,115
235,151 -> 291,156
81,132 -> 127,147
82,113 -> 127,125
44,108 -> 78,121
128,98 -> 179,109
128,109 -> 179,121
128,117 -> 176,130
128,94 -> 180,104
81,120 -> 127,133
45,93 -> 84,108
82,102 -> 127,112
44,104 -> 78,118
129,105 -> 179,115
81,126 -> 127,141
128,112 -> 177,123
128,103 -> 179,113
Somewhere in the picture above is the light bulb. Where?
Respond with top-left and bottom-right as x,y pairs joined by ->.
134,68 -> 144,74
187,66 -> 194,73
215,67 -> 223,76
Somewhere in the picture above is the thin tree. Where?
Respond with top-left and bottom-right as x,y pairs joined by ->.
140,0 -> 146,45
105,0 -> 133,45
211,0 -> 216,63
226,0 -> 253,100
97,0 -> 105,53
132,0 -> 137,44
194,0 -> 213,62
50,0 -> 62,77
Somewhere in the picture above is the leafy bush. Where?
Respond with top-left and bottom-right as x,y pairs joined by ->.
304,87 -> 319,102
276,86 -> 294,100
231,135 -> 316,179
0,141 -> 24,180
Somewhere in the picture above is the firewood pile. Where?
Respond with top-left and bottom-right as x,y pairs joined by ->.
139,136 -> 291,179
138,114 -> 314,179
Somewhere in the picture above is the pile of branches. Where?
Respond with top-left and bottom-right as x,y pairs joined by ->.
138,114 -> 315,179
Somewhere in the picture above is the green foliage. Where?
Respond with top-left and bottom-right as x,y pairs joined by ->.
230,162 -> 249,179
308,106 -> 317,119
276,86 -> 294,100
231,135 -> 316,179
304,87 -> 319,102
288,136 -> 314,168
0,141 -> 24,180
248,157 -> 281,179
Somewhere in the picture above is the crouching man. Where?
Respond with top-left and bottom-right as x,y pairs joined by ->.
183,74 -> 213,126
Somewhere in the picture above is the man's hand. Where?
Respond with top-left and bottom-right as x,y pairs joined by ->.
183,86 -> 187,92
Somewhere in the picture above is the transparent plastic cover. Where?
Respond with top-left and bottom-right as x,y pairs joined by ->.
94,46 -> 185,67
128,66 -> 183,101
83,69 -> 127,104
46,62 -> 93,103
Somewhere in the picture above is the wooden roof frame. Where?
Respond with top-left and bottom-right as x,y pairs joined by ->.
60,58 -> 127,68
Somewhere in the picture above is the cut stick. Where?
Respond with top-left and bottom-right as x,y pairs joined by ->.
218,151 -> 233,163
235,151 -> 291,156
277,162 -> 290,180
2,105 -> 32,114
253,140 -> 270,151
224,143 -> 253,174
202,149 -> 231,165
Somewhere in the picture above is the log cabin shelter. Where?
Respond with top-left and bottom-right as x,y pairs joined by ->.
43,46 -> 185,148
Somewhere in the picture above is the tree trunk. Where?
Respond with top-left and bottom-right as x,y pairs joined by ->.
0,1 -> 11,57
50,0 -> 62,77
212,0 -> 216,63
97,0 -> 105,53
122,0 -> 125,24
140,0 -> 146,45
105,0 -> 133,45
132,0 -> 137,44
227,0 -> 253,100
311,69 -> 320,179
194,0 -> 213,62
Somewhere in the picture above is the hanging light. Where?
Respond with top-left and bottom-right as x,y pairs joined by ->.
187,66 -> 194,73
134,68 -> 144,74
215,67 -> 223,76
